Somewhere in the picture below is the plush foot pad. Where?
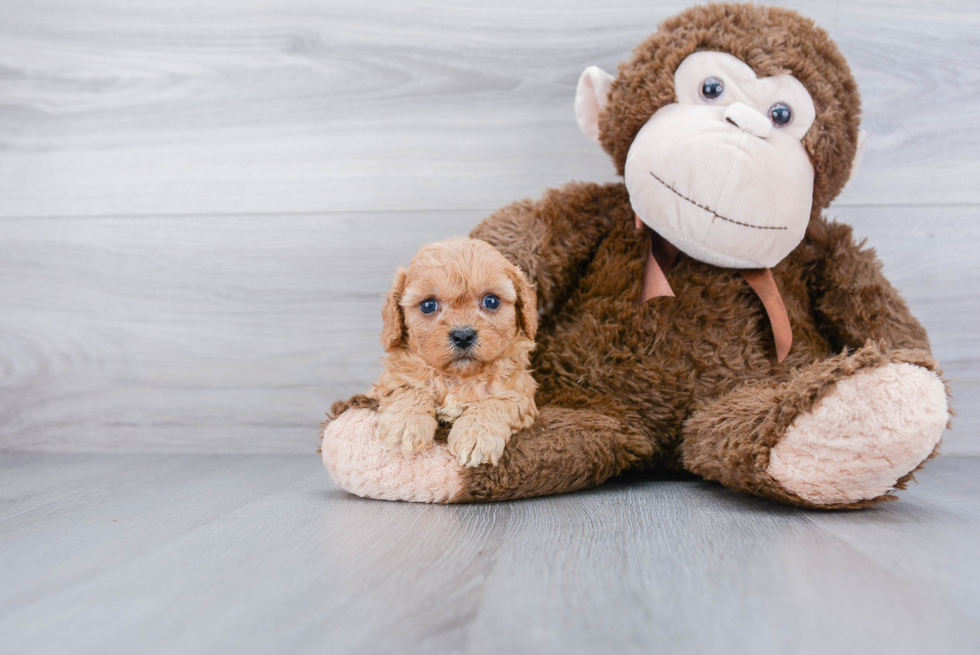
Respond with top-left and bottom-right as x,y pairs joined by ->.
767,362 -> 948,505
321,409 -> 463,503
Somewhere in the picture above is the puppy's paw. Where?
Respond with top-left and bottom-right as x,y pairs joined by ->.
448,420 -> 509,467
377,409 -> 438,455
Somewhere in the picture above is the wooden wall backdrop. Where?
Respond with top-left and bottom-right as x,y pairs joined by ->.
0,0 -> 977,453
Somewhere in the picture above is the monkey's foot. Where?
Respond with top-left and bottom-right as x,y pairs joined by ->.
322,409 -> 464,503
767,362 -> 948,505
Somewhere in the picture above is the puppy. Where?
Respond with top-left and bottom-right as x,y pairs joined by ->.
367,237 -> 538,467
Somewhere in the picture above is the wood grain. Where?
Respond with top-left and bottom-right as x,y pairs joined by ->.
0,0 -> 976,455
0,210 -> 478,452
0,0 -> 977,217
1,453 -> 978,654
1,3 -> 976,648
0,205 -> 976,454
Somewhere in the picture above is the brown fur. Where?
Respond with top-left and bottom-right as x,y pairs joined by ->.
462,177 -> 941,507
369,238 -> 538,467
332,4 -> 945,509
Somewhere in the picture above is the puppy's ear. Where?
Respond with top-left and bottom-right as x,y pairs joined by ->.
509,265 -> 538,340
380,267 -> 408,350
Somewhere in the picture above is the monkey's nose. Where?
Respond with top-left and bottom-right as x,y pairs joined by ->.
723,102 -> 772,139
449,327 -> 478,349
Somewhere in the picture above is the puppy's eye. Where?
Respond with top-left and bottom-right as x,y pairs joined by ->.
419,299 -> 438,314
482,294 -> 500,310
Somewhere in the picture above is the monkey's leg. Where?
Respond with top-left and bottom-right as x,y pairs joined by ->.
321,404 -> 654,503
680,345 -> 949,509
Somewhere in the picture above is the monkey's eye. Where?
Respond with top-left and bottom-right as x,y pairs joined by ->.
769,103 -> 793,126
700,77 -> 724,101
419,299 -> 438,314
482,294 -> 500,311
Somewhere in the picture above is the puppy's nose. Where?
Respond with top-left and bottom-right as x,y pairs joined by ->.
449,327 -> 477,349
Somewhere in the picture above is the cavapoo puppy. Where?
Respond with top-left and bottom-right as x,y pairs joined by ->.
367,237 -> 538,467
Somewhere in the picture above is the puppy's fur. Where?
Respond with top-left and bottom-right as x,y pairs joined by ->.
368,238 -> 538,467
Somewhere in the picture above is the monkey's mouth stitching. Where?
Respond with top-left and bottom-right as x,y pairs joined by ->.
649,171 -> 787,231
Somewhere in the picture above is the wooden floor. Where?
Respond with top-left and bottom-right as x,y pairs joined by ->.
2,2 -> 978,652
1,452 -> 978,655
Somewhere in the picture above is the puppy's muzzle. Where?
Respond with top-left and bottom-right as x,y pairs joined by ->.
449,326 -> 478,350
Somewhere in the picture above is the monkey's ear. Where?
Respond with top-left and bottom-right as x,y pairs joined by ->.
846,129 -> 868,183
575,66 -> 615,145
509,266 -> 538,340
380,267 -> 408,350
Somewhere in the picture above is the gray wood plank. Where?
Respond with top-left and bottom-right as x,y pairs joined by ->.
0,454 -> 509,655
0,452 -> 154,522
0,210 -> 477,453
0,0 -> 977,217
467,472 -> 980,655
0,453 -> 978,655
1,205 -> 976,454
807,457 -> 980,623
0,454 -> 306,613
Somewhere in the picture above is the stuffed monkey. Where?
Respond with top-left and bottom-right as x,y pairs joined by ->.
322,4 -> 949,509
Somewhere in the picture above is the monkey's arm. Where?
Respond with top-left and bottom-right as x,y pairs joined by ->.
470,181 -> 630,313
806,217 -> 930,352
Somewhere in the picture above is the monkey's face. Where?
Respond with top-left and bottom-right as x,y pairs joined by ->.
624,52 -> 817,269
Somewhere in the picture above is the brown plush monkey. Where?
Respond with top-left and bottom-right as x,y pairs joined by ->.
322,4 -> 949,509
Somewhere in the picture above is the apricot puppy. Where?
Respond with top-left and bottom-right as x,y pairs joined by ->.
367,237 -> 538,467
